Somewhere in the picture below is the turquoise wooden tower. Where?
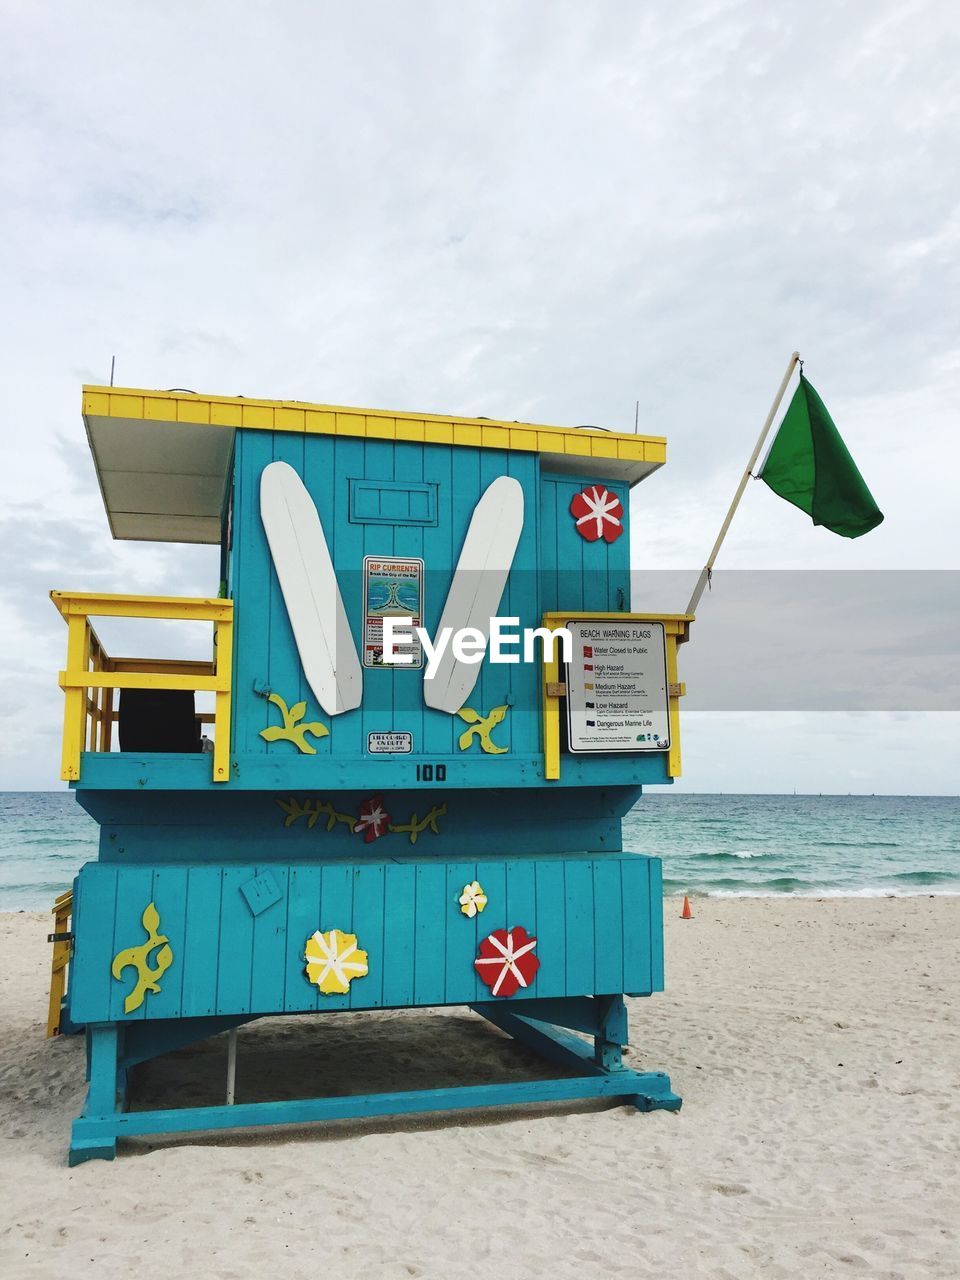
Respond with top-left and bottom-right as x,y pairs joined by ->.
50,386 -> 689,1163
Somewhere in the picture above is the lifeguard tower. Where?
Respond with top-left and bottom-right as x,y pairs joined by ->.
50,385 -> 689,1163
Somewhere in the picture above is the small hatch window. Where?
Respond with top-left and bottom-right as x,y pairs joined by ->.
349,479 -> 438,526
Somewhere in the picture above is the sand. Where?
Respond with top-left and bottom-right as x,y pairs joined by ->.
1,897 -> 957,1280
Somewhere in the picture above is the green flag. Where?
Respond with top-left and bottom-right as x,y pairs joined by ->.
759,374 -> 884,538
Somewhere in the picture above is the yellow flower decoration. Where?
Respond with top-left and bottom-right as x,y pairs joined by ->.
304,929 -> 369,995
458,880 -> 488,918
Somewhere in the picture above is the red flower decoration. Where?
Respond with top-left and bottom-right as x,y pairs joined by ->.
570,485 -> 624,543
474,926 -> 540,997
353,796 -> 392,842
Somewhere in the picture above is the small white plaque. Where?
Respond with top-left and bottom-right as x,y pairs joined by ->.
367,731 -> 413,754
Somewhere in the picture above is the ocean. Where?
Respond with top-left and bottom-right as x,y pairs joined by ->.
625,793 -> 960,898
0,792 -> 957,911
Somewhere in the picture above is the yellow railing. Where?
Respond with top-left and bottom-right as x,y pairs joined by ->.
540,612 -> 691,781
51,592 -> 234,783
47,889 -> 73,1037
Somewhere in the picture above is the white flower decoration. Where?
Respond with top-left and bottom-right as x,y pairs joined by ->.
458,880 -> 488,918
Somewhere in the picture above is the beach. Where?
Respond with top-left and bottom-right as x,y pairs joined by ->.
1,897 -> 957,1279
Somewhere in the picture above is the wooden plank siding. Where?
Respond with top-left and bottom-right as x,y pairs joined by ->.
229,432 -> 544,772
68,855 -> 663,1024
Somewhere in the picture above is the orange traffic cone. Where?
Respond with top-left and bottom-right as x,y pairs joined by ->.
681,895 -> 693,920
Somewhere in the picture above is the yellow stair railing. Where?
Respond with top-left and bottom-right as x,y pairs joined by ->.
47,890 -> 73,1037
51,592 -> 234,783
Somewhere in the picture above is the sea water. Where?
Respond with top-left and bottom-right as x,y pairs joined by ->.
0,791 -> 957,910
0,793 -> 99,911
625,793 -> 960,898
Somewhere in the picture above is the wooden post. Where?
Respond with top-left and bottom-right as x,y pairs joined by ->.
213,616 -> 233,783
60,614 -> 89,781
665,631 -> 683,779
102,687 -> 114,752
542,637 -> 561,781
226,1028 -> 238,1105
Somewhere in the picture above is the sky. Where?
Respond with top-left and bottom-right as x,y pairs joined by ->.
1,0 -> 958,792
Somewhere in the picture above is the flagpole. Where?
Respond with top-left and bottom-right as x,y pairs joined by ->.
684,351 -> 801,616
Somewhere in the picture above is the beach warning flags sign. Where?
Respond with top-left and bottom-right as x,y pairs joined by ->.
759,375 -> 884,539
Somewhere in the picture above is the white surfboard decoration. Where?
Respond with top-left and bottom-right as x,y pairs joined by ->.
424,475 -> 525,714
260,461 -> 362,716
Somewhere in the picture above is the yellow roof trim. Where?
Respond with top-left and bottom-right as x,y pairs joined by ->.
81,385 -> 667,544
83,386 -> 666,467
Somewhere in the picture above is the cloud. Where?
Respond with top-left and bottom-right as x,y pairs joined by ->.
0,0 -> 957,787
632,570 -> 960,711
674,710 -> 958,796
0,506 -> 217,788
